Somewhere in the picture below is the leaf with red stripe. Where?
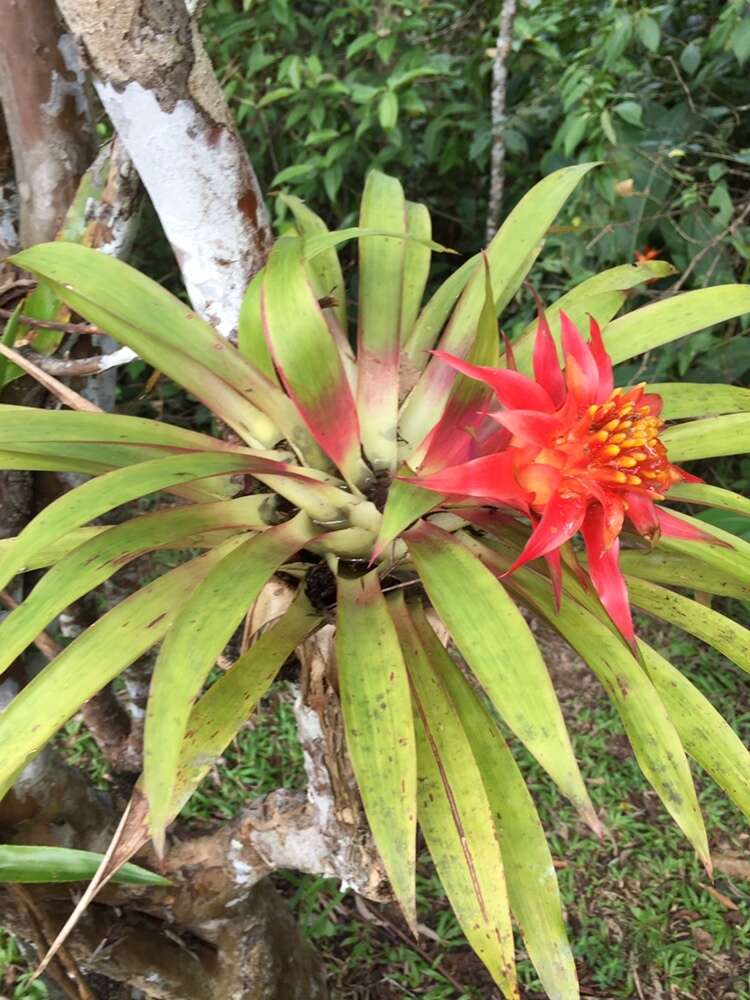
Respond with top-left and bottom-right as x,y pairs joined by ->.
261,237 -> 368,488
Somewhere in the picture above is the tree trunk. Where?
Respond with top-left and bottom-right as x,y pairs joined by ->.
0,0 -> 95,246
56,0 -> 272,337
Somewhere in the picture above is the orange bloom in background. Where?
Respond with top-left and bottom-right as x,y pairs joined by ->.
408,308 -> 708,650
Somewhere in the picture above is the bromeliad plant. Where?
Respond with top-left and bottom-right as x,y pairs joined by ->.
2,164 -> 750,999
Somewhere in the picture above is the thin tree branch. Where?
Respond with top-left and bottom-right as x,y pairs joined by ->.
485,0 -> 517,244
0,308 -> 101,336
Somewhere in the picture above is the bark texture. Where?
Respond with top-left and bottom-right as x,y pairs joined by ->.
485,0 -> 517,243
56,0 -> 272,337
0,0 -> 95,246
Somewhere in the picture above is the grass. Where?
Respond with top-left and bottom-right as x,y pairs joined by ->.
5,621 -> 750,999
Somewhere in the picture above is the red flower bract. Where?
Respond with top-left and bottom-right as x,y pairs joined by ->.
408,308 -> 709,650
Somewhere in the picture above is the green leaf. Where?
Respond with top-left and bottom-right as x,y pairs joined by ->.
651,382 -> 750,419
400,163 -> 598,451
281,193 -> 348,331
400,201 -> 432,342
336,570 -> 417,930
408,522 -> 598,829
626,576 -> 750,674
0,845 -> 169,886
410,604 -> 578,1000
599,108 -> 617,144
613,101 -> 643,127
357,171 -> 407,472
261,236 -> 366,486
619,547 -> 750,600
172,590 -> 321,816
378,90 -> 399,130
389,596 -> 517,997
641,643 -> 750,823
374,477 -> 439,559
636,14 -> 660,52
473,540 -> 710,869
512,261 -> 677,374
663,413 -> 750,461
0,451 -> 273,598
271,163 -> 316,186
144,514 -> 315,853
0,495 -> 275,677
0,542 -> 236,798
732,17 -> 750,66
10,243 -> 320,460
401,254 -> 480,369
680,42 -> 702,75
667,482 -> 750,518
657,509 -> 750,588
238,271 -> 279,384
603,285 -> 750,365
0,301 -> 23,387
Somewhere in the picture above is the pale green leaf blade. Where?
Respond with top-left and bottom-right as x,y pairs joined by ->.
471,539 -> 710,869
0,495 -> 274,677
651,382 -> 750,420
512,261 -> 676,373
171,590 -> 322,816
410,604 -> 578,1000
603,285 -> 750,365
0,845 -> 168,886
667,482 -> 750,517
389,596 -> 517,998
261,237 -> 366,485
627,575 -> 750,673
401,254 -> 480,369
0,542 -> 235,798
336,570 -> 417,929
373,477 -> 440,559
356,171 -> 407,472
407,521 -> 598,830
400,163 -> 596,451
0,451 -> 286,596
641,644 -> 750,823
663,413 -> 750,461
144,514 -> 315,852
618,547 -> 750,600
9,243 -> 295,450
238,270 -> 279,384
281,192 -> 348,330
400,201 -> 432,341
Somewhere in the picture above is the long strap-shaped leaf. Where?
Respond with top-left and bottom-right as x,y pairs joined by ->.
464,532 -> 711,871
0,845 -> 167,887
667,482 -> 750,516
511,260 -> 675,374
336,570 -> 417,930
143,513 -> 316,853
663,412 -> 750,461
400,163 -> 596,451
356,171 -> 407,473
0,451 -> 295,595
0,495 -> 273,677
261,237 -> 367,488
171,589 -> 322,817
409,603 -> 578,1000
389,595 -> 517,999
619,547 -> 750,600
640,643 -> 750,824
410,256 -> 500,471
657,509 -> 750,586
626,575 -> 750,674
0,540 -> 238,798
407,520 -> 598,832
11,243 -> 322,461
603,284 -> 750,365
281,193 -> 348,332
651,382 -> 750,420
399,201 -> 432,342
